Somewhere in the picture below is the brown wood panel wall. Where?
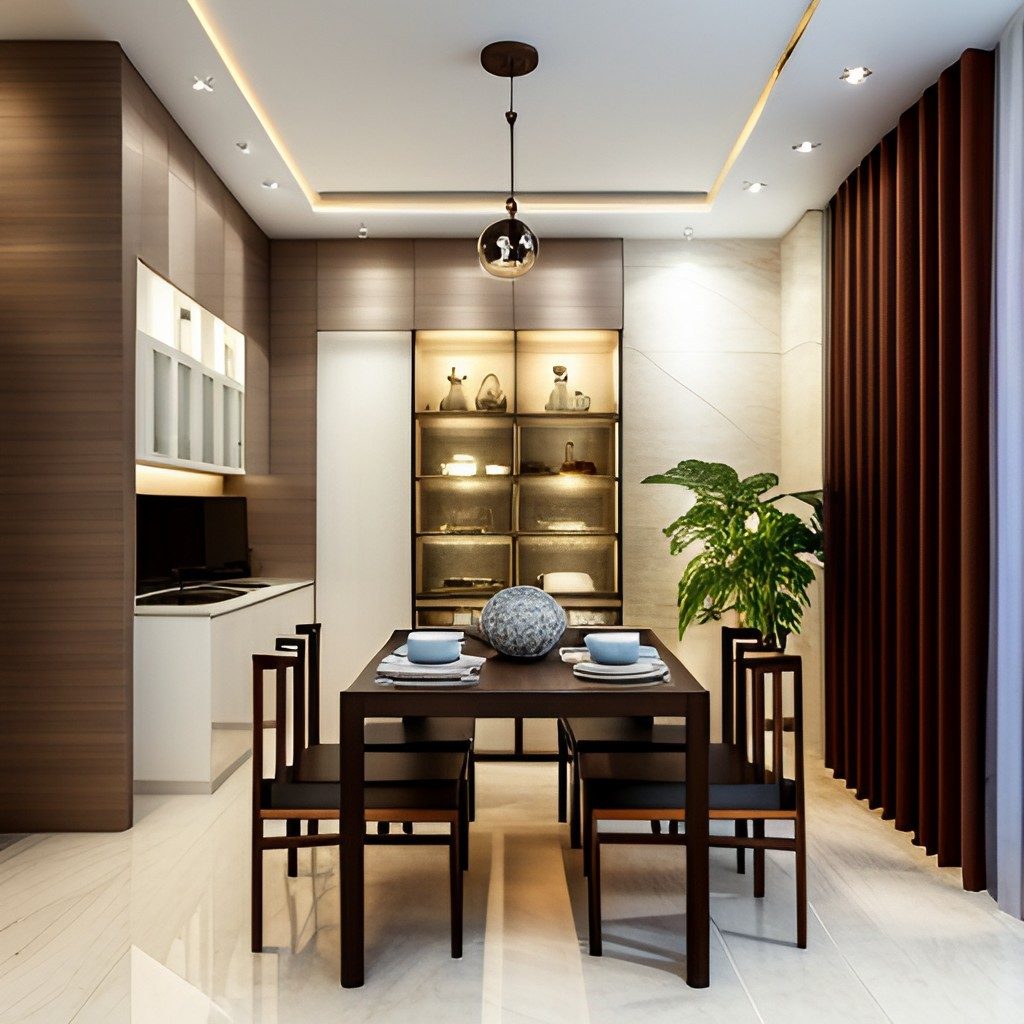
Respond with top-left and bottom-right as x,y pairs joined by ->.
0,42 -> 132,831
0,44 -> 271,832
511,238 -> 624,329
250,241 -> 318,578
413,239 -> 514,329
316,240 -> 414,330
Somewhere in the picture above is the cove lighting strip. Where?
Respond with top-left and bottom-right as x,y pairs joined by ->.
186,0 -> 820,215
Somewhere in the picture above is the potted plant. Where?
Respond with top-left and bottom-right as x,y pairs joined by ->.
641,459 -> 821,649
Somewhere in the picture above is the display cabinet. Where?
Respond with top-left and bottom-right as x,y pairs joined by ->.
412,329 -> 621,631
135,261 -> 246,475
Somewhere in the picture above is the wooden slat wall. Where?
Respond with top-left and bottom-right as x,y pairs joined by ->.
512,239 -> 624,329
249,241 -> 319,578
0,42 -> 132,831
413,239 -> 514,329
317,240 -> 414,331
0,43 -> 271,832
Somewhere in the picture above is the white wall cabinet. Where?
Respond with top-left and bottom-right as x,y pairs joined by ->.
136,261 -> 246,475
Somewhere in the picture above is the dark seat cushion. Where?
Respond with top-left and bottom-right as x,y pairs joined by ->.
364,717 -> 475,751
260,746 -> 465,812
562,717 -> 686,752
580,745 -> 795,813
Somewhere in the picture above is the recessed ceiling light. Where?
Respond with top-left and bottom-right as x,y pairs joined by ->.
357,223 -> 369,240
792,141 -> 821,153
192,75 -> 214,92
261,180 -> 279,190
236,141 -> 251,155
742,181 -> 767,194
840,66 -> 872,85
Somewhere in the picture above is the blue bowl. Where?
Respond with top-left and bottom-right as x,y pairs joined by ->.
584,631 -> 641,666
406,631 -> 462,665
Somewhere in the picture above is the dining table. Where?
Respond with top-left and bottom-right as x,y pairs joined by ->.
337,626 -> 711,988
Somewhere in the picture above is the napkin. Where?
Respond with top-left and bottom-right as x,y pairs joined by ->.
375,652 -> 485,683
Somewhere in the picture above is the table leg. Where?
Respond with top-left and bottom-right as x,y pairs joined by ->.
685,696 -> 710,988
339,692 -> 366,988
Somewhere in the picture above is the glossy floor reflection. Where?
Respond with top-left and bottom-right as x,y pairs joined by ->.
1,760 -> 1022,1023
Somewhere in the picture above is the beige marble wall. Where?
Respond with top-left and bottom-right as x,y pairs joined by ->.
622,239 -> 782,738
623,226 -> 826,752
780,210 -> 826,753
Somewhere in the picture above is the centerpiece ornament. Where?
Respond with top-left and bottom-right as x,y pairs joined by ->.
478,41 -> 540,279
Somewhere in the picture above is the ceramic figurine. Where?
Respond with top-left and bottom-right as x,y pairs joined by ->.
545,364 -> 573,411
440,367 -> 469,411
574,390 -> 591,411
475,372 -> 507,411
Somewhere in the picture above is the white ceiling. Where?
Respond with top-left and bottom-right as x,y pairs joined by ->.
2,0 -> 1020,239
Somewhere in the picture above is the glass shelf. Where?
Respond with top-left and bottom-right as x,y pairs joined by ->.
515,330 -> 619,414
418,477 -> 513,534
415,330 -> 515,413
517,417 -> 617,477
417,415 -> 513,477
417,535 -> 512,596
516,534 -> 618,594
517,476 -> 617,534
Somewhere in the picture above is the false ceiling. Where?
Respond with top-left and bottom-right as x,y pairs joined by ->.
1,0 -> 1019,238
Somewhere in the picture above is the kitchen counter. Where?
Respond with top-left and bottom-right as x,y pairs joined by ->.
134,578 -> 315,793
134,578 -> 313,617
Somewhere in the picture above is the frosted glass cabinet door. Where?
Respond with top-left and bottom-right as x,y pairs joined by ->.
152,351 -> 173,456
222,385 -> 242,469
202,375 -> 215,463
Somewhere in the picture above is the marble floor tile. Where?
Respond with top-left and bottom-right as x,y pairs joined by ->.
0,760 -> 1021,1023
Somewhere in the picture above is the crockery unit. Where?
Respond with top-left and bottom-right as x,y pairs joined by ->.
135,260 -> 246,474
413,329 -> 622,630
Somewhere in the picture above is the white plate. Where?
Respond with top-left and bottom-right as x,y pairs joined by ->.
572,659 -> 662,676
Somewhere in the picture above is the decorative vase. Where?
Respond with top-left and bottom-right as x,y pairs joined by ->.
480,586 -> 567,659
440,367 -> 469,411
475,373 -> 507,411
545,365 -> 573,411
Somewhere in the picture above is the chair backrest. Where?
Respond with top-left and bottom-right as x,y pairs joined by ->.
296,623 -> 321,743
251,651 -> 303,795
739,654 -> 804,810
274,635 -> 308,759
720,626 -> 771,745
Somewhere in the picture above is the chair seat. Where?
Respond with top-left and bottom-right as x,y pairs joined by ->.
364,717 -> 475,751
261,746 -> 466,812
580,745 -> 796,813
563,717 -> 686,752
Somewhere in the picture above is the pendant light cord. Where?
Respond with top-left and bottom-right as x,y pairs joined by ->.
506,72 -> 517,203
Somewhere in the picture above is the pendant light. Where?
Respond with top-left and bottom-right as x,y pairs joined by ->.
478,41 -> 539,279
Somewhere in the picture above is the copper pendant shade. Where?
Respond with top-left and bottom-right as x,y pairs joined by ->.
478,41 -> 539,279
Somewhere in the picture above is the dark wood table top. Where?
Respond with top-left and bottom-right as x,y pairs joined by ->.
344,627 -> 707,710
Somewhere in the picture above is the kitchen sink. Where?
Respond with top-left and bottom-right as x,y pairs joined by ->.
136,586 -> 245,606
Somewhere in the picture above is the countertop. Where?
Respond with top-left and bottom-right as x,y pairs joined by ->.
133,579 -> 314,619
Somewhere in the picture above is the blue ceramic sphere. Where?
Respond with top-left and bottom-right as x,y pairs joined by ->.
480,586 -> 566,659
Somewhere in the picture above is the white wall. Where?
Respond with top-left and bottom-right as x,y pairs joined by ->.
316,331 -> 412,742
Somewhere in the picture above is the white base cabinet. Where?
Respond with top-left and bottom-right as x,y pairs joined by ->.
133,582 -> 314,792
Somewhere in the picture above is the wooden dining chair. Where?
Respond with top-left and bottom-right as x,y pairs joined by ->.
579,653 -> 806,955
251,650 -> 468,958
558,627 -> 770,854
284,623 -> 477,820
